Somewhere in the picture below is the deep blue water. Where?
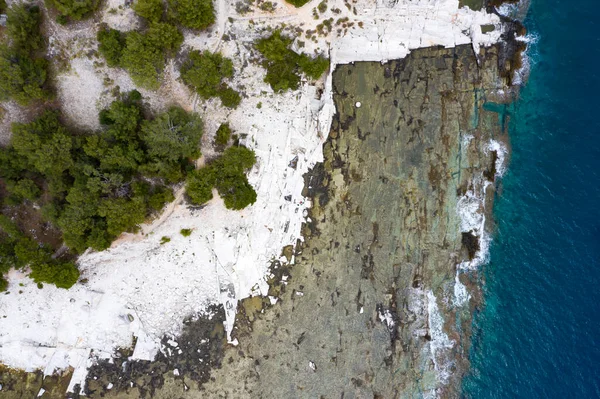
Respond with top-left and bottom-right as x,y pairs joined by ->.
463,0 -> 600,397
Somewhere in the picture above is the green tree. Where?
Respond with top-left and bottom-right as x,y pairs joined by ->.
0,47 -> 50,105
218,87 -> 241,108
29,261 -> 80,289
168,0 -> 214,30
6,5 -> 44,53
11,111 -> 74,176
47,0 -> 99,20
140,107 -> 203,163
297,53 -> 329,79
120,24 -> 183,89
215,123 -> 231,146
186,167 -> 216,205
97,197 -> 146,236
97,27 -> 126,67
181,51 -> 234,98
133,0 -> 163,22
256,31 -> 329,92
6,179 -> 41,202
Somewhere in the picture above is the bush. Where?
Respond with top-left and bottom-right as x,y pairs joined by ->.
181,50 -> 241,108
133,0 -> 163,22
6,4 -> 44,53
6,179 -> 41,202
0,278 -> 7,292
218,87 -> 241,108
168,0 -> 215,30
255,31 -> 330,92
140,106 -> 203,163
0,93 -> 207,288
181,51 -> 232,98
180,228 -> 192,237
47,0 -> 99,20
119,23 -> 183,89
215,123 -> 231,146
284,0 -> 310,7
97,27 -> 126,67
29,261 -> 80,289
186,167 -> 215,205
297,53 -> 329,79
0,5 -> 50,105
186,146 -> 257,209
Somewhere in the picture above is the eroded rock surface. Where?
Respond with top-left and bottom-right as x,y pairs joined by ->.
18,43 -> 514,399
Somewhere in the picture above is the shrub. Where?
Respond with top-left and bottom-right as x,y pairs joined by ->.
0,278 -> 7,292
160,236 -> 170,244
29,261 -> 80,289
180,228 -> 192,237
182,51 -> 232,94
6,179 -> 41,202
133,0 -> 164,22
186,167 -> 215,205
47,0 -> 99,20
6,4 -> 44,53
284,0 -> 310,7
140,106 -> 203,163
0,5 -> 50,105
186,146 -> 257,209
168,0 -> 215,30
255,31 -> 330,92
215,123 -> 231,146
297,53 -> 329,79
97,27 -> 126,67
218,87 -> 241,108
120,23 -> 183,89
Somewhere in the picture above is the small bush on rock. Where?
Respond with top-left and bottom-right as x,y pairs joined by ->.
168,0 -> 215,30
255,31 -> 329,92
181,50 -> 241,108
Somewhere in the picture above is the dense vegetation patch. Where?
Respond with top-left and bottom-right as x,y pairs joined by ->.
255,31 -> 329,92
46,0 -> 99,20
97,23 -> 183,90
0,92 -> 203,289
167,0 -> 215,30
181,50 -> 241,108
284,0 -> 311,8
186,146 -> 257,210
215,123 -> 232,146
0,4 -> 50,105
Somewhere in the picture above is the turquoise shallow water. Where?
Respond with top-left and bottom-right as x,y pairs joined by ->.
463,0 -> 600,397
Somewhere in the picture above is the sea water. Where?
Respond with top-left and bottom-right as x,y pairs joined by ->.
463,0 -> 600,397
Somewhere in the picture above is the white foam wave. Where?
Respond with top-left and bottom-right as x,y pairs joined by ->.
427,291 -> 454,383
453,271 -> 471,307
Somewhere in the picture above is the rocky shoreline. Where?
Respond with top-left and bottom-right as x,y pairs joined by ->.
0,7 -> 528,397
79,40 -> 520,398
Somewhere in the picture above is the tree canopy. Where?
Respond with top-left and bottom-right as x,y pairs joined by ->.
186,146 -> 257,210
46,0 -> 99,20
181,50 -> 241,108
133,0 -> 164,22
98,23 -> 183,90
255,31 -> 329,92
0,4 -> 50,105
0,92 -> 205,289
167,0 -> 215,30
